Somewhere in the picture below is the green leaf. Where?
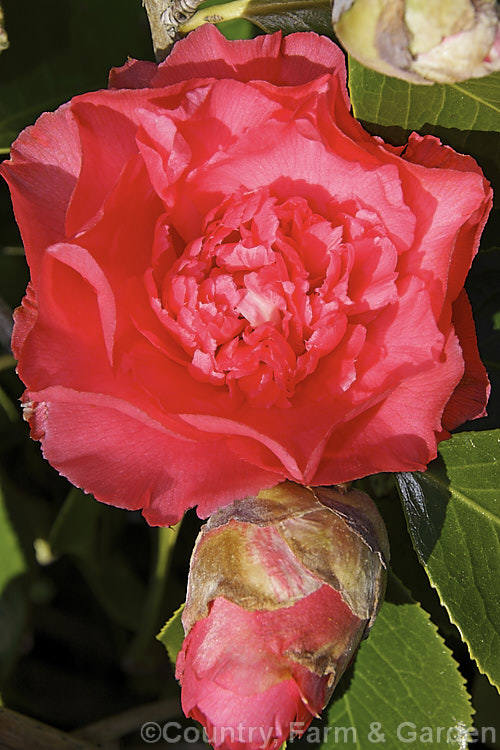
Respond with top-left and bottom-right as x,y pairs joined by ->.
181,0 -> 256,41
348,58 -> 500,132
347,58 -> 500,205
49,487 -> 147,631
0,477 -> 27,686
0,476 -> 26,598
0,0 -> 152,149
362,475 -> 458,640
241,0 -> 332,35
395,430 -> 500,690
324,575 -> 473,749
125,524 -> 181,668
157,602 -> 185,667
49,487 -> 104,561
182,0 -> 332,36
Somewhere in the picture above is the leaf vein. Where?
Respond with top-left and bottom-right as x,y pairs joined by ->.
422,474 -> 500,526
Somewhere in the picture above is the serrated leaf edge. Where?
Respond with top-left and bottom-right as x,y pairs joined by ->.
395,466 -> 500,693
157,601 -> 185,666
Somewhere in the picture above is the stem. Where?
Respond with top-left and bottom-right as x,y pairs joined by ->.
142,0 -> 204,61
181,0 -> 251,31
142,0 -> 173,61
124,523 -> 181,667
0,355 -> 17,422
0,386 -> 18,422
180,0 -> 330,32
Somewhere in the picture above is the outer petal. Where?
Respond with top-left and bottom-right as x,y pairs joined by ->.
16,242 -> 118,398
177,586 -> 358,746
442,290 -> 490,430
61,81 -> 217,235
11,282 -> 38,360
397,133 -> 492,311
66,100 -> 142,235
0,104 -> 80,281
24,389 -> 279,526
109,58 -> 158,89
312,327 -> 466,483
182,673 -> 308,750
46,243 -> 117,365
148,24 -> 347,89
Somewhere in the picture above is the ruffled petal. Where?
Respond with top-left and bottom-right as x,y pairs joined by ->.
0,104 -> 80,281
442,290 -> 490,430
313,326 -> 466,483
109,58 -> 158,89
150,25 -> 346,88
24,388 -> 279,526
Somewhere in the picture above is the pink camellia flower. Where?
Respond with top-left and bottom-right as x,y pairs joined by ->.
177,591 -> 353,750
1,25 -> 491,525
175,482 -> 389,750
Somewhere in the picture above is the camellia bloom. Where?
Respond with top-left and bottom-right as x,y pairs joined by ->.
333,0 -> 500,83
175,482 -> 389,750
2,25 -> 491,524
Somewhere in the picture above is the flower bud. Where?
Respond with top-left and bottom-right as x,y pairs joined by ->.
175,482 -> 389,750
332,0 -> 500,84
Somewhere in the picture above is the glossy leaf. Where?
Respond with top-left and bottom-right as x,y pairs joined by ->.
324,575 -> 474,749
240,0 -> 332,35
396,430 -> 500,690
182,0 -> 332,36
347,58 -> 500,207
348,58 -> 500,132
